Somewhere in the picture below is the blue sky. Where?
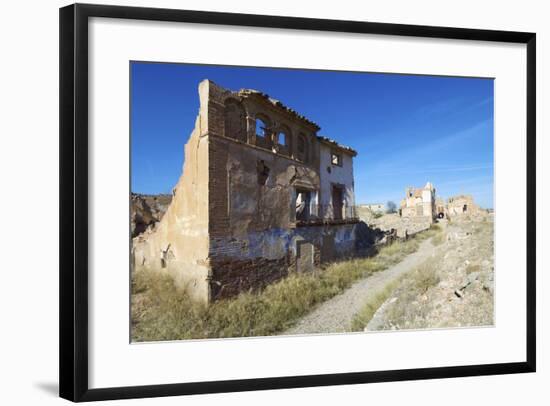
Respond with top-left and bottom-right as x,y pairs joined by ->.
131,62 -> 494,208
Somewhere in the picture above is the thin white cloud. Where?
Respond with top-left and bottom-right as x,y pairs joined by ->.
365,163 -> 493,178
365,119 -> 492,176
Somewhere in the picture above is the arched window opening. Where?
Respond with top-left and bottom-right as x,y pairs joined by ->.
274,125 -> 291,153
255,117 -> 269,138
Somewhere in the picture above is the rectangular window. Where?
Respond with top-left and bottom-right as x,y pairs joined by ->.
331,152 -> 342,166
295,189 -> 311,221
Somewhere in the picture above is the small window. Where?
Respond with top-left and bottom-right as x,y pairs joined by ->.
255,118 -> 268,138
331,152 -> 342,166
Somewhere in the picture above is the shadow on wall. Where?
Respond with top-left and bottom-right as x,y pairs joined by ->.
354,221 -> 387,252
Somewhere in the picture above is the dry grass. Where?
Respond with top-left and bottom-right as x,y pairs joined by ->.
350,259 -> 441,331
409,261 -> 440,293
373,260 -> 441,329
350,278 -> 401,331
131,229 -> 440,342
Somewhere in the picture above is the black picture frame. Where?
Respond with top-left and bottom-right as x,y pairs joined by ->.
59,3 -> 536,402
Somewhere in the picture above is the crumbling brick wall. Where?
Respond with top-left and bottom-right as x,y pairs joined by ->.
447,195 -> 480,217
400,182 -> 436,222
204,80 -> 325,299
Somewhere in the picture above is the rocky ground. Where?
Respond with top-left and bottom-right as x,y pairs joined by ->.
366,215 -> 494,331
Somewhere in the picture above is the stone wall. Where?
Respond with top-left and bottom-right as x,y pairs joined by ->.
208,135 -> 320,236
363,213 -> 432,238
318,142 -> 356,219
447,195 -> 481,217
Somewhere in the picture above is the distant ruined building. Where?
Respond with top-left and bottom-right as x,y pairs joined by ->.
399,183 -> 483,222
400,182 -> 437,222
132,80 -> 378,303
446,194 -> 481,217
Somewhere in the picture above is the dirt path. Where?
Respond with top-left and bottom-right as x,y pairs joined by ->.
283,238 -> 438,335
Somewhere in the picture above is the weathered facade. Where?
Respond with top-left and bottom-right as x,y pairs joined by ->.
447,194 -> 480,217
132,80 -> 364,303
400,182 -> 437,222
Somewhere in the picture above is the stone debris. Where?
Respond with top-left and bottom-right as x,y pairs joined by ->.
365,215 -> 494,330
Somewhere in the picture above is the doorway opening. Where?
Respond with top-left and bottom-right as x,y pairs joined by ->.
332,185 -> 344,220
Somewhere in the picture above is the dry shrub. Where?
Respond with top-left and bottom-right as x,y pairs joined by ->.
409,262 -> 440,293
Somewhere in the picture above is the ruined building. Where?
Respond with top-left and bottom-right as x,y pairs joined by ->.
447,194 -> 480,217
400,182 -> 437,222
132,80 -> 366,303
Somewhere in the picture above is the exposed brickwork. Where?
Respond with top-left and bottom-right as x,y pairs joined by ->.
208,137 -> 230,237
210,256 -> 289,300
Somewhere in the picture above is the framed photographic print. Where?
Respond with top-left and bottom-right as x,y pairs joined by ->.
59,3 -> 536,402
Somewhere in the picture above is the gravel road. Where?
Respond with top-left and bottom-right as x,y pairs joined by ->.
283,238 -> 437,335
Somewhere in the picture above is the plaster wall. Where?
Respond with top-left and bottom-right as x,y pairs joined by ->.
319,143 -> 356,219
